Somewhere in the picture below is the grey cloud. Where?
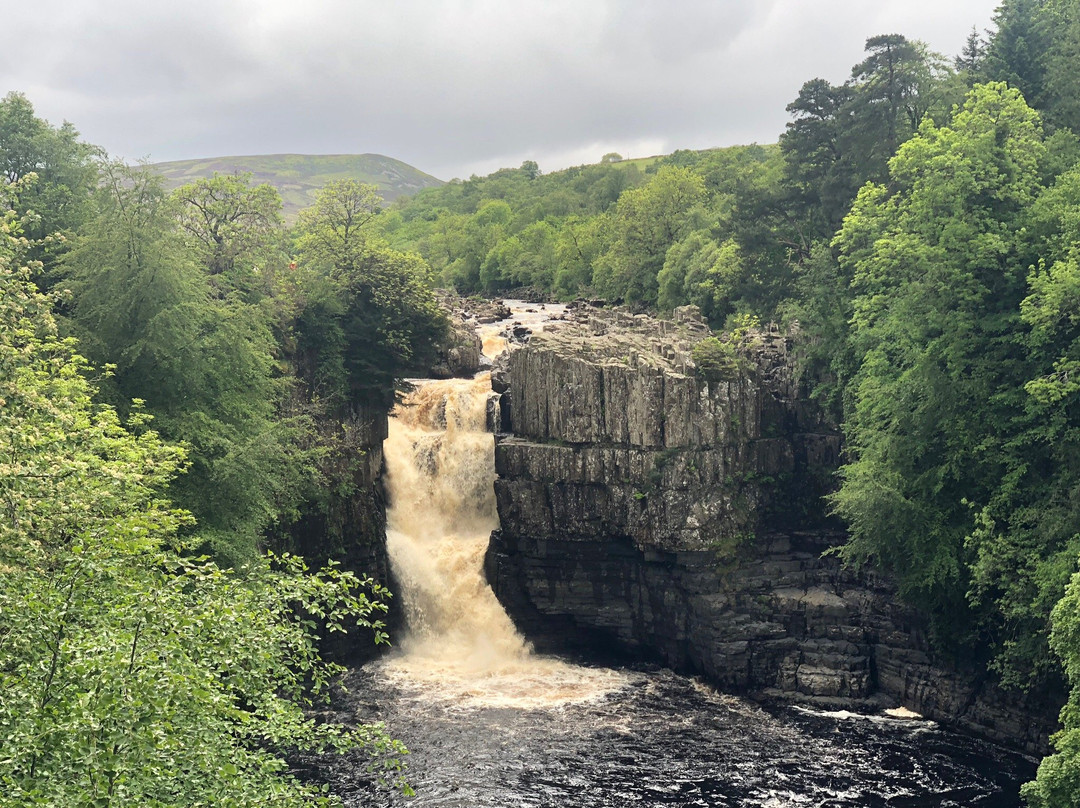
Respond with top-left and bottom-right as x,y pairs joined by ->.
4,0 -> 998,180
599,1 -> 776,63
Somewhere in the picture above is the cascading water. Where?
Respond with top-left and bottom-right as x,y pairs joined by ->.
376,367 -> 625,709
303,302 -> 1035,807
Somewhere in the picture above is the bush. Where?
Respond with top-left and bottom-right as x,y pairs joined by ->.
692,336 -> 742,382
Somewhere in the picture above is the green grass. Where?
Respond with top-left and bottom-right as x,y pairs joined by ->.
150,153 -> 444,222
616,154 -> 664,170
604,144 -> 781,173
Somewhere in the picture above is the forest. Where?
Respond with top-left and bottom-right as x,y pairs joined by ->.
4,0 -> 1080,804
0,104 -> 444,803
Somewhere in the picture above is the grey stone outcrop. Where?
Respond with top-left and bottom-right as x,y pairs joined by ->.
485,306 -> 1059,754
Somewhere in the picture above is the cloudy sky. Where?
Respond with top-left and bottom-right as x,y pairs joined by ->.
5,0 -> 998,180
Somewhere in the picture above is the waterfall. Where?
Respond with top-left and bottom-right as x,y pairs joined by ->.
383,374 -> 527,668
313,305 -> 1032,807
378,361 -> 625,709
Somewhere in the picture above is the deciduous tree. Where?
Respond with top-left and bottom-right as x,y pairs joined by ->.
592,166 -> 706,305
61,161 -> 313,563
0,92 -> 96,263
293,183 -> 447,407
0,187 -> 406,806
832,82 -> 1045,647
173,172 -> 284,297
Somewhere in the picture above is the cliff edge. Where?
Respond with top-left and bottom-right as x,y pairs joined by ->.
485,304 -> 1059,754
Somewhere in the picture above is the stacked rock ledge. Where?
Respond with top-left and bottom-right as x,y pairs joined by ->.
484,304 -> 1059,754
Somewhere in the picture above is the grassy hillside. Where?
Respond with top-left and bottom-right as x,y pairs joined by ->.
613,154 -> 664,170
150,153 -> 444,221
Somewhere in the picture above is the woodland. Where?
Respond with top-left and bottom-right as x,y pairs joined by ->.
5,0 -> 1080,804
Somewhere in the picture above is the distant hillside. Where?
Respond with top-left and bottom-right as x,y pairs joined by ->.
150,153 -> 444,221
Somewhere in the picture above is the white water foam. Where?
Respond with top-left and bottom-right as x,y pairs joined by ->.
378,369 -> 628,709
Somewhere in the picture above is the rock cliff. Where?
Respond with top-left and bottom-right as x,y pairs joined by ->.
427,292 -> 493,379
272,405 -> 396,663
485,304 -> 1059,754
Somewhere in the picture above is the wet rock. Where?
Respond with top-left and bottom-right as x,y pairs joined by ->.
279,405 -> 396,665
485,392 -> 500,434
473,300 -> 512,323
429,295 -> 485,377
490,352 -> 511,394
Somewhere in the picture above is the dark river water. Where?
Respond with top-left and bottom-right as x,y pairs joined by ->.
303,660 -> 1036,808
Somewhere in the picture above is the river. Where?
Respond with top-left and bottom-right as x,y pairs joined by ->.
303,302 -> 1037,807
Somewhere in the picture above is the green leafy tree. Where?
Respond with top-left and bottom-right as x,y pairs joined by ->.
780,78 -> 858,235
657,231 -> 742,324
956,26 -> 986,76
832,82 -> 1045,648
782,36 -> 958,238
982,0 -> 1052,104
375,158 -> 646,298
482,219 -> 558,291
456,199 -> 512,291
961,161 -> 1080,688
0,92 -> 97,264
656,144 -> 795,318
980,0 -> 1080,134
60,161 -> 312,563
519,159 -> 540,180
1040,4 -> 1080,133
400,208 -> 469,285
295,179 -> 382,270
553,213 -> 611,298
582,162 -> 642,211
293,182 -> 447,407
1024,571 -> 1080,807
593,166 -> 706,305
0,189 -> 406,806
848,35 -> 949,164
173,172 -> 285,298
783,241 -> 857,419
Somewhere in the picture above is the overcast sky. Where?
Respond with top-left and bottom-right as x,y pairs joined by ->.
4,0 -> 999,180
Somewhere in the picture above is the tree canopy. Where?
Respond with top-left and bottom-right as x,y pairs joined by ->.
0,184 -> 406,806
59,162 -> 313,563
292,179 -> 447,408
0,92 -> 96,265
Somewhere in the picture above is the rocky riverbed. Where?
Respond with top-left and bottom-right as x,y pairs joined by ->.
301,661 -> 1036,807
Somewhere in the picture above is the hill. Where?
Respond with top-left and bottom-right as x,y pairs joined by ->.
150,153 -> 444,221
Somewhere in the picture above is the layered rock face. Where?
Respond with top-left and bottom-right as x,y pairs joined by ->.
485,305 -> 1058,753
275,406 -> 395,663
428,292 -> 493,379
